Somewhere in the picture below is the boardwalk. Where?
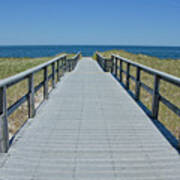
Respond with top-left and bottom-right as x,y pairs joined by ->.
0,58 -> 180,180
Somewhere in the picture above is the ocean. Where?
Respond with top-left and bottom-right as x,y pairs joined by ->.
0,45 -> 180,59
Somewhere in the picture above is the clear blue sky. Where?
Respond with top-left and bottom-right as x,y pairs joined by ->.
0,0 -> 180,46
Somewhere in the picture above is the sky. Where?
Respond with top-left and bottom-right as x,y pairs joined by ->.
0,0 -> 180,46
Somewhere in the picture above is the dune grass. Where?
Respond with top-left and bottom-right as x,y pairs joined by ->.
94,50 -> 180,139
0,54 -> 74,138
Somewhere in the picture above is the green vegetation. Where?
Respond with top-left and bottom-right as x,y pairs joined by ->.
94,50 -> 180,77
0,54 -> 74,138
1,50 -> 180,140
0,57 -> 50,79
94,50 -> 180,139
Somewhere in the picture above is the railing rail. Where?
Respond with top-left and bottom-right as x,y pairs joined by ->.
0,52 -> 81,153
96,52 -> 180,148
96,52 -> 112,72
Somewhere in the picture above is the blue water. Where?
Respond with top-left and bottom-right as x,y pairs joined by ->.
0,45 -> 180,59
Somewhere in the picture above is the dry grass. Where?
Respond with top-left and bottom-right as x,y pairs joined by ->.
95,50 -> 180,139
0,54 -> 74,138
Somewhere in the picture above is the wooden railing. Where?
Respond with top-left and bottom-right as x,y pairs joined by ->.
96,52 -> 113,72
0,52 -> 81,153
96,52 -> 180,148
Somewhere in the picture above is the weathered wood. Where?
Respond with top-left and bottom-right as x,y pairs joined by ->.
152,75 -> 160,119
96,52 -> 180,148
70,60 -> 73,71
43,67 -> 49,100
135,67 -> 141,101
28,74 -> 35,118
73,60 -> 75,70
104,59 -> 107,72
178,129 -> 180,149
141,82 -> 154,95
112,56 -> 115,75
57,60 -> 60,82
126,63 -> 130,89
160,96 -> 180,117
8,95 -> 28,117
72,60 -> 74,71
2,58 -> 180,179
0,52 -> 80,153
120,60 -> 123,82
0,86 -> 9,153
111,55 -> 114,74
52,63 -> 56,88
112,54 -> 180,87
0,54 -> 66,88
115,58 -> 118,77
64,57 -> 67,72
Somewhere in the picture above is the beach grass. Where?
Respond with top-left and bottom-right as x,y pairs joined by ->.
0,54 -> 75,138
94,50 -> 180,139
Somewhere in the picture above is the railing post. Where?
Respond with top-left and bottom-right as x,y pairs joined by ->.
0,86 -> 9,153
61,58 -> 64,75
28,74 -> 35,118
135,67 -> 141,101
98,55 -> 102,67
115,58 -> 118,77
73,59 -> 75,70
43,66 -> 49,100
111,55 -> 114,74
72,60 -> 74,71
178,130 -> 180,149
71,60 -> 72,71
57,60 -> 60,82
120,60 -> 123,82
64,56 -> 67,73
104,59 -> 107,72
99,57 -> 102,69
69,60 -> 72,72
112,56 -> 115,75
69,60 -> 70,71
71,60 -> 73,71
101,57 -> 103,70
52,63 -> 56,88
152,75 -> 160,119
102,58 -> 104,70
67,60 -> 69,72
126,63 -> 130,89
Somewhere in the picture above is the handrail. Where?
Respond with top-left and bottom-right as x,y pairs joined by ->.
0,52 -> 81,153
96,52 -> 180,148
96,52 -> 112,72
0,54 -> 66,88
112,54 -> 180,87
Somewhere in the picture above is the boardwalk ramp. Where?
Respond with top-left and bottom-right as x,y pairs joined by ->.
0,58 -> 180,180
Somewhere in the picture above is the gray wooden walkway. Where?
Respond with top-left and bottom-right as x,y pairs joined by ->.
0,58 -> 180,180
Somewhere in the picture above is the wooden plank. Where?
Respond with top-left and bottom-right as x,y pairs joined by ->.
135,67 -> 141,101
28,74 -> 35,118
7,94 -> 28,117
112,54 -> 180,87
152,75 -> 160,119
160,96 -> 180,117
140,82 -> 154,95
126,63 -> 130,89
43,67 -> 49,100
52,63 -> 56,89
120,60 -> 123,82
0,86 -> 9,153
57,60 -> 60,81
0,54 -> 66,88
